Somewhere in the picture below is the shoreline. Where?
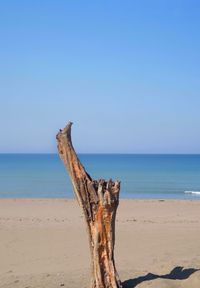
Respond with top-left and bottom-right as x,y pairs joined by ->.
1,197 -> 200,200
0,199 -> 200,287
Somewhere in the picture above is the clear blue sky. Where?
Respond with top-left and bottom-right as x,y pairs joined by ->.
0,0 -> 200,153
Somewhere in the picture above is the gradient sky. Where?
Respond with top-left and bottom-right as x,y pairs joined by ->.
0,0 -> 200,153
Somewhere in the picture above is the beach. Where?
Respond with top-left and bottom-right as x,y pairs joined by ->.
0,199 -> 200,288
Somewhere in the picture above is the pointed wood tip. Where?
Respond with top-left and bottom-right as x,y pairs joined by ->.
62,121 -> 73,134
56,121 -> 73,140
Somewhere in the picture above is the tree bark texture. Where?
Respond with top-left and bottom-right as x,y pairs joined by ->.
56,122 -> 121,288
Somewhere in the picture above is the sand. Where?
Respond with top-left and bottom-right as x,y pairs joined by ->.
0,199 -> 200,288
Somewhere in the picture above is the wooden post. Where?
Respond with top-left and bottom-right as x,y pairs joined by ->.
56,122 -> 121,288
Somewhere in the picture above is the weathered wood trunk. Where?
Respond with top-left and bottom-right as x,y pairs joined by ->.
56,122 -> 121,288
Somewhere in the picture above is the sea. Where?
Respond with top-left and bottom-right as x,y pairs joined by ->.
0,154 -> 200,199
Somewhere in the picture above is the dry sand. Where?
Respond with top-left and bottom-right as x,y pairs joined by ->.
0,199 -> 200,288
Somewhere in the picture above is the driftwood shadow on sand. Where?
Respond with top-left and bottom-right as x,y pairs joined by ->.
122,266 -> 200,288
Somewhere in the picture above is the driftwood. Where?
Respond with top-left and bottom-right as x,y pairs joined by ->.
56,122 -> 121,288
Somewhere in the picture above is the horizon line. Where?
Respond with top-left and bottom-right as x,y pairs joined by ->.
1,153 -> 200,155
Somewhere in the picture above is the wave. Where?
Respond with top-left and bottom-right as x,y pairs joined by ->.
184,191 -> 200,195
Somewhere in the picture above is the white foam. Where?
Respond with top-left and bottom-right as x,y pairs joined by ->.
184,191 -> 200,195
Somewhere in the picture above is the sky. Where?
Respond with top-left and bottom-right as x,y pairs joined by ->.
0,0 -> 200,153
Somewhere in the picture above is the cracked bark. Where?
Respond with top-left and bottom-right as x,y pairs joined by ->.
56,122 -> 121,288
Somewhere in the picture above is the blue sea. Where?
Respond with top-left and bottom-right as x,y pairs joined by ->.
0,154 -> 200,199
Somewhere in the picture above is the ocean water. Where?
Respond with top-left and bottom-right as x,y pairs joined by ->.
0,154 -> 200,199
